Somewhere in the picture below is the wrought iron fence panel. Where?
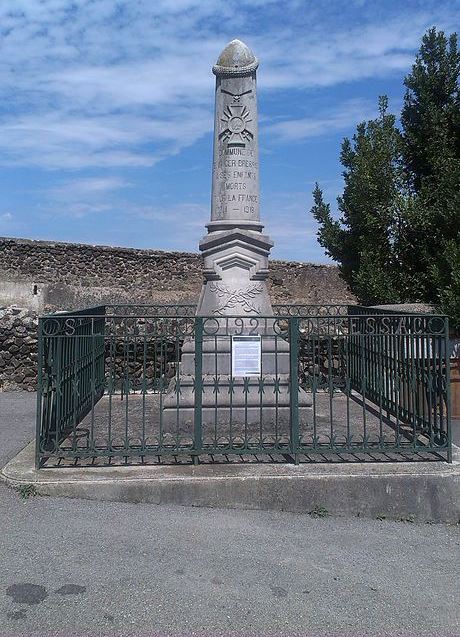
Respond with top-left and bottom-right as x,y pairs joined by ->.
190,315 -> 296,455
36,307 -> 106,463
346,310 -> 450,451
272,304 -> 350,317
35,304 -> 451,467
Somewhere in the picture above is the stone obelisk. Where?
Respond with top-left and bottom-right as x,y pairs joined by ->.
197,39 -> 274,317
162,40 -> 310,432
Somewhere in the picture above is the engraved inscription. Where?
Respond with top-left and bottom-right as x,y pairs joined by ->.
211,77 -> 258,220
213,145 -> 259,218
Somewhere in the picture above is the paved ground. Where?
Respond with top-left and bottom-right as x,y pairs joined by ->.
0,391 -> 37,468
0,391 -> 459,637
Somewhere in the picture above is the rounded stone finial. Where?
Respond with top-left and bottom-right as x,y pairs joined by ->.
213,39 -> 259,76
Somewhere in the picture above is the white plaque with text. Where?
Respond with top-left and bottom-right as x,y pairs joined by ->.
232,336 -> 261,377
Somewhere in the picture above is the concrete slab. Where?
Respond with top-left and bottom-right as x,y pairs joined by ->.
2,440 -> 459,523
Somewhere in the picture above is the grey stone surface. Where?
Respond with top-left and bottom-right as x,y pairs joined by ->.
214,38 -> 258,72
0,281 -> 44,313
3,435 -> 460,523
0,391 -> 36,468
199,39 -> 273,317
372,303 -> 436,313
0,307 -> 38,391
0,487 -> 458,636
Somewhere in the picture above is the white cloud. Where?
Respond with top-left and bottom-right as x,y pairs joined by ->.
108,201 -> 209,252
0,0 -> 456,171
0,108 -> 211,169
48,176 -> 130,197
259,189 -> 326,262
126,202 -> 208,228
41,176 -> 131,219
265,99 -> 378,142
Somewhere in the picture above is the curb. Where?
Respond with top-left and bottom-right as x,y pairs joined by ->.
2,442 -> 460,523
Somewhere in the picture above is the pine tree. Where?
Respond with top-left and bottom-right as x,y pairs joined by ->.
311,28 -> 460,328
311,97 -> 404,304
401,28 -> 459,191
400,28 -> 460,324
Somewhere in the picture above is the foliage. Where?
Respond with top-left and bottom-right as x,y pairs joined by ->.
308,505 -> 329,518
18,484 -> 39,500
401,29 -> 460,191
312,96 -> 406,305
311,28 -> 460,330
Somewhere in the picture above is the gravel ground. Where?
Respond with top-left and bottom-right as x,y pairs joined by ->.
0,391 -> 459,637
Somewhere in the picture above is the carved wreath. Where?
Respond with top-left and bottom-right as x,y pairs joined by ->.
209,283 -> 263,315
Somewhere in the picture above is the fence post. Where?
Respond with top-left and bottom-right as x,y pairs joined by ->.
289,317 -> 300,462
35,318 -> 44,469
445,317 -> 452,463
194,317 -> 203,462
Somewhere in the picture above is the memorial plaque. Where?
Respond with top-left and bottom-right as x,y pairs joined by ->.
232,335 -> 261,377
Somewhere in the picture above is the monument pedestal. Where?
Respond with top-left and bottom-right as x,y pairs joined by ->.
162,333 -> 312,429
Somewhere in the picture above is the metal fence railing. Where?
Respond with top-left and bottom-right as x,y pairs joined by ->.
36,306 -> 106,457
35,304 -> 451,467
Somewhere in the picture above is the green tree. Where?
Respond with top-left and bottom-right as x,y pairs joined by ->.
400,28 -> 460,324
436,240 -> 460,325
401,28 -> 459,190
311,97 -> 404,304
312,28 -> 460,328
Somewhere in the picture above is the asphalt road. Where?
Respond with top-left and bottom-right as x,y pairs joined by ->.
0,391 -> 459,637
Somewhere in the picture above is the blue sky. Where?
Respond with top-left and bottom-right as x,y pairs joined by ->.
0,0 -> 458,263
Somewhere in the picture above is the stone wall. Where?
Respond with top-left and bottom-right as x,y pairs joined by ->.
0,237 -> 354,312
0,236 -> 354,391
0,307 -> 38,391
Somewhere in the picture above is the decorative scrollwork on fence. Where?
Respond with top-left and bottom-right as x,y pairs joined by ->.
42,318 -> 61,337
273,318 -> 289,337
203,317 -> 220,335
106,304 -> 197,318
273,304 -> 349,317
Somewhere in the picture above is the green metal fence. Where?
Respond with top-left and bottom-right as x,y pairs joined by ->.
36,306 -> 106,457
35,304 -> 451,467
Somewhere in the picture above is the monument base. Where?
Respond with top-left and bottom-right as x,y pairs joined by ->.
162,331 -> 312,430
161,374 -> 312,429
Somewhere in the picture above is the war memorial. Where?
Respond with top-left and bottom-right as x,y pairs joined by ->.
1,16 -> 459,637
23,40 -> 451,473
